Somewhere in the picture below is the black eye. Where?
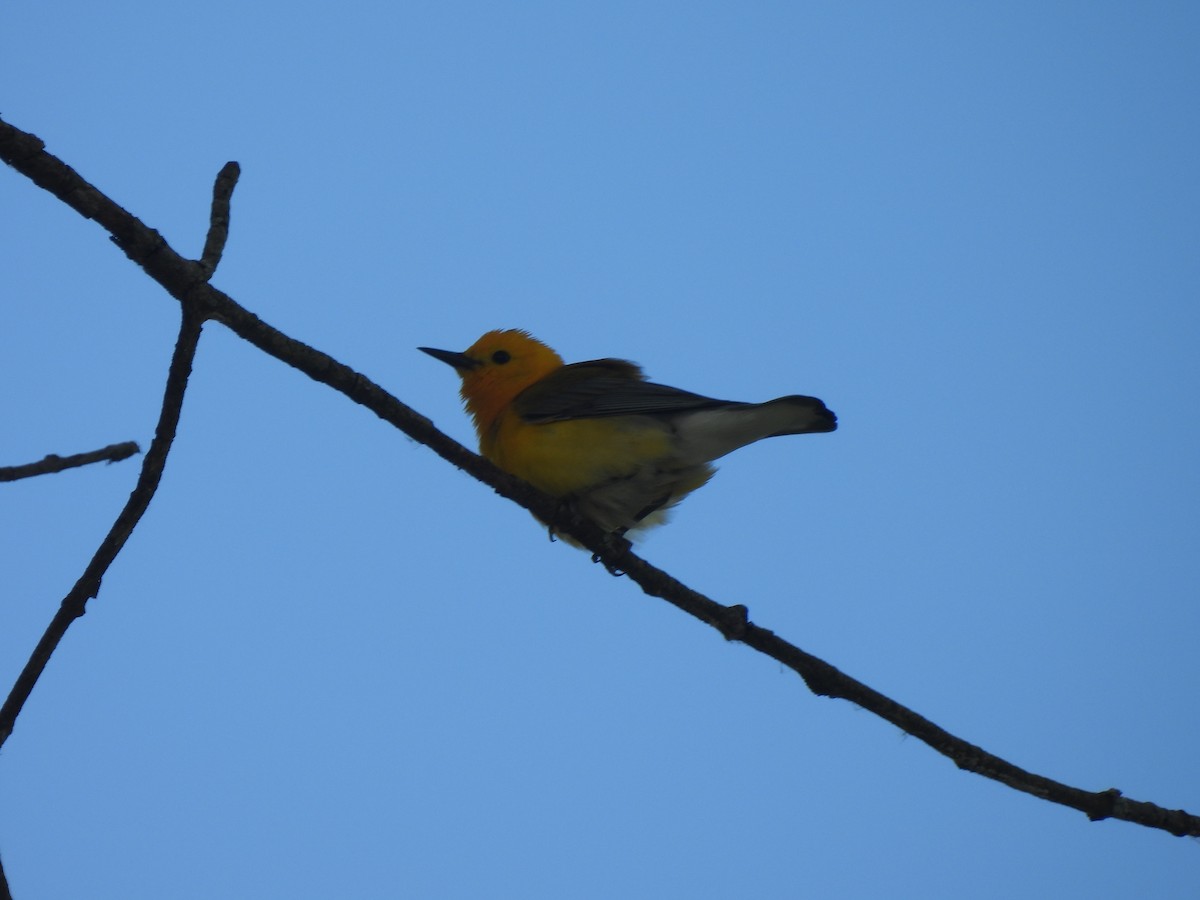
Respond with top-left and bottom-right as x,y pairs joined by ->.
491,350 -> 511,364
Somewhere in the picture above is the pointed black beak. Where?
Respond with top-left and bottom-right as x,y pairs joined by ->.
418,346 -> 480,371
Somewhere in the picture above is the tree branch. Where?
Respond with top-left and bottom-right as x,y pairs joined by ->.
2,114 -> 1196,839
198,161 -> 240,277
0,305 -> 203,749
0,441 -> 141,482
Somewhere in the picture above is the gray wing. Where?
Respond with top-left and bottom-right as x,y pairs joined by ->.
513,359 -> 739,423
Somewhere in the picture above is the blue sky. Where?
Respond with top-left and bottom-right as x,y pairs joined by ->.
3,2 -> 1198,897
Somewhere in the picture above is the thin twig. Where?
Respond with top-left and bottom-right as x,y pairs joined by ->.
1,113 -> 1197,838
0,441 -> 140,482
198,161 -> 240,278
0,308 -> 203,748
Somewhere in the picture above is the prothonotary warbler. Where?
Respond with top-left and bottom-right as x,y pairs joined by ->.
420,330 -> 836,539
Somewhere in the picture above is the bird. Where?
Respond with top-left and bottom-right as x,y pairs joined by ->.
419,329 -> 836,540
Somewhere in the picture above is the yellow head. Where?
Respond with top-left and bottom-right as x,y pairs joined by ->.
419,330 -> 564,438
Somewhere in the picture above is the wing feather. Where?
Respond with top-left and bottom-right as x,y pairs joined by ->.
513,359 -> 737,422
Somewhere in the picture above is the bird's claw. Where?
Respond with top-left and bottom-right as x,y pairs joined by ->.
591,531 -> 632,576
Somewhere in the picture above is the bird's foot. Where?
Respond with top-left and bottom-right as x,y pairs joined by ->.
591,530 -> 632,576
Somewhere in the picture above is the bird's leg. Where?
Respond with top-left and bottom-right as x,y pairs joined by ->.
547,494 -> 585,543
587,493 -> 668,572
